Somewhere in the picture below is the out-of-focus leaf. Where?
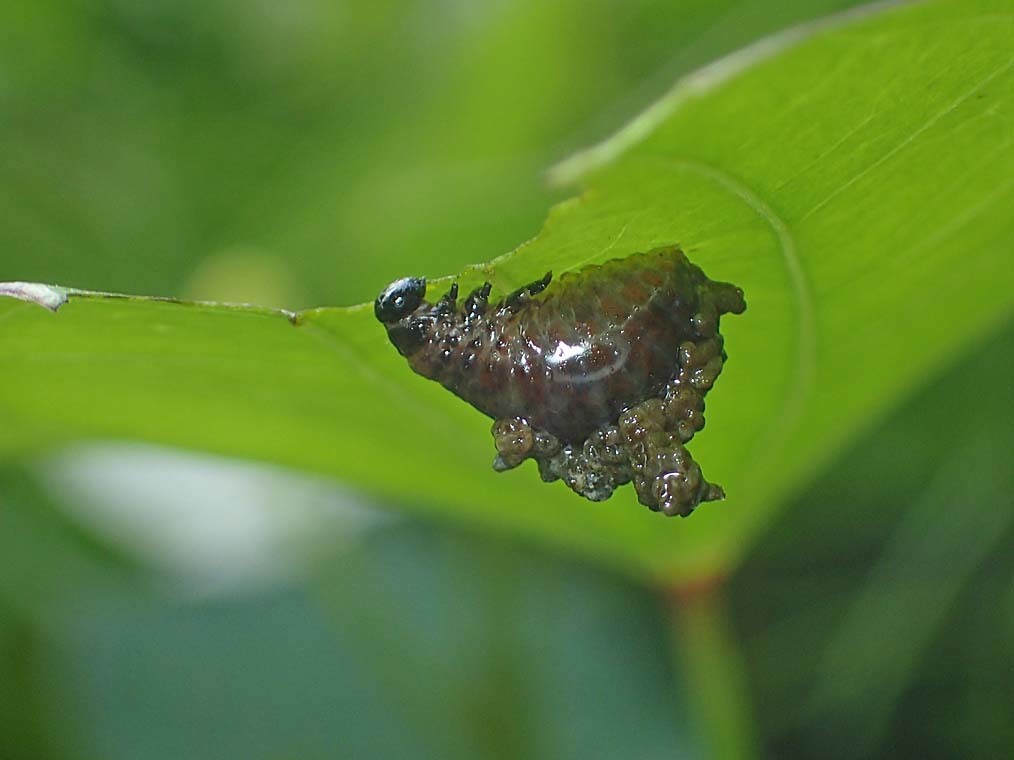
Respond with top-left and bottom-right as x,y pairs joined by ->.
2,0 -> 1012,580
0,465 -> 139,760
732,320 -> 1014,758
39,528 -> 700,760
0,465 -> 138,622
0,0 -> 872,307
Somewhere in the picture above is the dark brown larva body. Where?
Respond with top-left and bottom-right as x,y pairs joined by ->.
375,245 -> 745,517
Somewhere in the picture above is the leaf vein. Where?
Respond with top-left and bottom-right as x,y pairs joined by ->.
657,157 -> 816,444
797,56 -> 1014,222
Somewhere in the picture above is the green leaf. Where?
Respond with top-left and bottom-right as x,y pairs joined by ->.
0,0 -> 873,307
3,0 -> 1013,581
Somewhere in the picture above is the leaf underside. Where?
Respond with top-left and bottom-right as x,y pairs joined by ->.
2,0 -> 1012,581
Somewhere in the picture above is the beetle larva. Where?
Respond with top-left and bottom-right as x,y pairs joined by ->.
374,245 -> 745,516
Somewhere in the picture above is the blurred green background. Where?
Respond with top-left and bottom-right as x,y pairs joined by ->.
1,1 -> 1012,758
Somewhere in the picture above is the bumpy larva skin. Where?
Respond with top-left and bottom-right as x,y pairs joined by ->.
375,246 -> 746,517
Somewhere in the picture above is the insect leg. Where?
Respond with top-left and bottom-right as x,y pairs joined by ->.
435,282 -> 458,316
528,270 -> 552,296
463,282 -> 492,320
504,271 -> 552,310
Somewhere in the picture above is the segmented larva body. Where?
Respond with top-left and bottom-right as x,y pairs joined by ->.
375,246 -> 745,517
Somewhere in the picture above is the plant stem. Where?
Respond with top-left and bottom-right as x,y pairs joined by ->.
666,577 -> 760,760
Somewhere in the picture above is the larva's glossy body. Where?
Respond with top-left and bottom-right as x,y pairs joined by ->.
375,245 -> 745,516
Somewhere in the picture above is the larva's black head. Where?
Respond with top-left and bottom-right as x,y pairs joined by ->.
375,276 -> 436,357
375,276 -> 426,323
